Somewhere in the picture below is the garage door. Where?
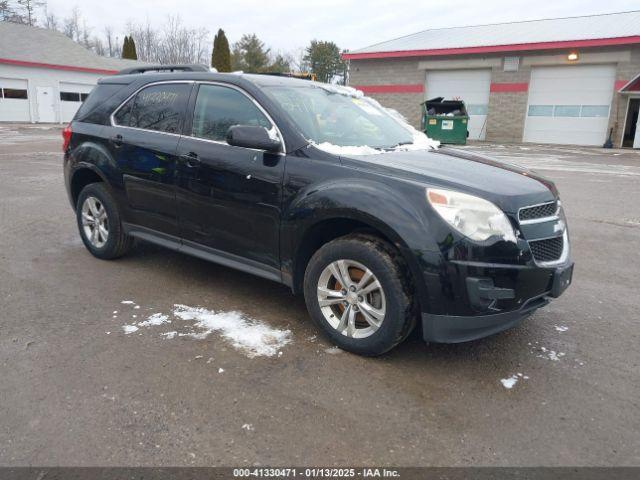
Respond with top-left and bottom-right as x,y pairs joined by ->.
425,69 -> 491,140
0,77 -> 30,122
59,82 -> 95,122
523,65 -> 615,146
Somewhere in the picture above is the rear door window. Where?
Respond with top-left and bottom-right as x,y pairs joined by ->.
114,83 -> 191,134
190,84 -> 272,142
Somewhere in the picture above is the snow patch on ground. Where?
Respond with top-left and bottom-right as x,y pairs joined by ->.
172,304 -> 292,358
324,347 -> 342,355
460,146 -> 640,177
536,346 -> 565,361
138,313 -> 170,327
500,376 -> 518,389
500,372 -> 529,389
115,303 -> 292,358
122,325 -> 139,334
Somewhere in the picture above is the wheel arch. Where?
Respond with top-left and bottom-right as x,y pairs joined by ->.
289,213 -> 427,316
70,166 -> 107,209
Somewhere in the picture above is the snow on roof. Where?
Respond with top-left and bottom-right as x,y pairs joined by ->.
344,10 -> 640,59
0,22 -> 148,73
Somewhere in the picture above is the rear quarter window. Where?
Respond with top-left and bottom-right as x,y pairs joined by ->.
114,83 -> 191,134
73,84 -> 122,123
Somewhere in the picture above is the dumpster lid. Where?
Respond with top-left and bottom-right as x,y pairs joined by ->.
423,97 -> 467,116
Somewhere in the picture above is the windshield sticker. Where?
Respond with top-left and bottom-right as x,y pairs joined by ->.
352,98 -> 383,116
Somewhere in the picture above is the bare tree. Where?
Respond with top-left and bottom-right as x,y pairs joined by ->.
62,6 -> 81,42
158,16 -> 208,65
44,12 -> 58,30
80,19 -> 92,48
127,19 -> 159,62
104,25 -> 116,57
93,37 -> 105,56
16,0 -> 44,26
127,15 -> 210,65
287,46 -> 309,73
0,0 -> 27,23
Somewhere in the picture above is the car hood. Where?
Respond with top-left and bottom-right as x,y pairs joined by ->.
338,147 -> 557,213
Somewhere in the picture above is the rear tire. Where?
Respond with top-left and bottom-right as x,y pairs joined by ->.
76,183 -> 133,260
303,234 -> 416,356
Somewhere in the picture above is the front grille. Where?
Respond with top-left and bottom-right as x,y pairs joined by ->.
529,236 -> 564,263
519,201 -> 558,222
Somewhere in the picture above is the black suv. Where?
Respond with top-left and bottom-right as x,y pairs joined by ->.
64,65 -> 573,356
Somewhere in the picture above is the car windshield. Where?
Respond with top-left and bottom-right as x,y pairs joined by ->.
263,84 -> 438,154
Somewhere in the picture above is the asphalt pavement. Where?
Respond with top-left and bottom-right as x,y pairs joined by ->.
1,124 -> 639,466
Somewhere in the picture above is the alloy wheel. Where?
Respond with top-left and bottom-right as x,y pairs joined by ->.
81,196 -> 109,248
317,259 -> 386,339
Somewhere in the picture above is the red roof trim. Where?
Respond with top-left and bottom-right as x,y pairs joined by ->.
615,79 -> 629,90
342,36 -> 640,60
354,83 -> 424,94
630,79 -> 640,91
490,82 -> 529,93
622,77 -> 640,92
0,57 -> 118,75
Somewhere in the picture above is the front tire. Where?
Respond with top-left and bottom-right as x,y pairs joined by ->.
76,183 -> 132,259
303,234 -> 416,356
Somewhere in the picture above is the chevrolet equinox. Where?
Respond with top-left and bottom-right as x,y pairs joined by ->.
63,65 -> 573,356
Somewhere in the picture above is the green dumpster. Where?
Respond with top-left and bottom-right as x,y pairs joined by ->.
421,97 -> 469,145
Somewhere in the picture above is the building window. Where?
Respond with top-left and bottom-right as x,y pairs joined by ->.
60,91 -> 82,102
580,105 -> 609,117
528,105 -> 554,117
80,93 -> 90,101
554,105 -> 581,117
528,104 -> 609,118
466,104 -> 488,116
2,88 -> 28,99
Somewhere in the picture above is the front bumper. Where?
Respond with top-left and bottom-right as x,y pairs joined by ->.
420,261 -> 574,343
423,294 -> 546,343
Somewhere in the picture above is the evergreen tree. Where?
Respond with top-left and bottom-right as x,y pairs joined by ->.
129,35 -> 138,60
303,40 -> 345,83
121,36 -> 129,58
211,28 -> 231,72
269,54 -> 290,74
231,34 -> 270,73
122,35 -> 138,60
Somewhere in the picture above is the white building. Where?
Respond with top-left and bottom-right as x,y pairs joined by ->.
0,22 -> 146,123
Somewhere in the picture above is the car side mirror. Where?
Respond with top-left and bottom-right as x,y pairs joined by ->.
226,125 -> 282,153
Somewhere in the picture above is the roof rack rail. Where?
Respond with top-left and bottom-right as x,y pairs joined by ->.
117,64 -> 210,75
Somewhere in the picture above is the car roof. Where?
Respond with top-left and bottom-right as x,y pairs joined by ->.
99,71 -> 318,89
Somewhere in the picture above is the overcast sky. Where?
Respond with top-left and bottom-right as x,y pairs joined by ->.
43,0 -> 640,53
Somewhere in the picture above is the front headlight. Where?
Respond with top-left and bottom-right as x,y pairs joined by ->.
427,188 -> 516,243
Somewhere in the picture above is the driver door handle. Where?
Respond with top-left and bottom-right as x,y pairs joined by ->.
180,152 -> 200,167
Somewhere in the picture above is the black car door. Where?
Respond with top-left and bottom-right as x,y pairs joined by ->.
175,83 -> 285,276
107,82 -> 192,238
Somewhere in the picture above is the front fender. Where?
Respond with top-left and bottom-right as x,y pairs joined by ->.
282,178 -> 441,307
